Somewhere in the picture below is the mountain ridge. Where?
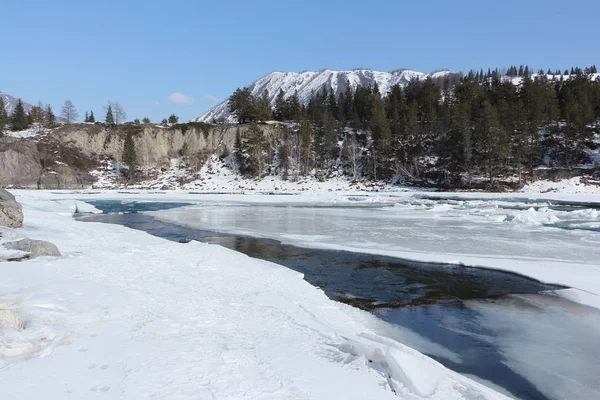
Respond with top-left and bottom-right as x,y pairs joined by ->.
192,68 -> 457,122
0,91 -> 33,115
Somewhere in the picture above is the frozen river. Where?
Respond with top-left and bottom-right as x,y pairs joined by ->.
81,195 -> 600,400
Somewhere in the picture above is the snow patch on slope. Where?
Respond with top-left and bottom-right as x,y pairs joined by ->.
0,91 -> 33,115
192,69 -> 456,122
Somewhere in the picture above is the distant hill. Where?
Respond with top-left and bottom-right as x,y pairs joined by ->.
0,91 -> 33,115
192,69 -> 458,122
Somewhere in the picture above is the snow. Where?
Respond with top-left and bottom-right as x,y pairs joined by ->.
3,124 -> 48,139
0,190 -> 509,400
521,176 -> 600,194
0,91 -> 33,115
192,69 -> 455,122
138,191 -> 600,311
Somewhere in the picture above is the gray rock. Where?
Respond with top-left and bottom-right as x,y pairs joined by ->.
0,309 -> 25,330
0,189 -> 24,228
4,238 -> 61,259
0,140 -> 42,189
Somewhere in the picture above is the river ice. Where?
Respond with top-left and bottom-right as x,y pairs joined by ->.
2,190 -> 600,400
0,190 -> 510,400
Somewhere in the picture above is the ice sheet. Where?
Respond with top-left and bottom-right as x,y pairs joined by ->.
0,190 -> 508,400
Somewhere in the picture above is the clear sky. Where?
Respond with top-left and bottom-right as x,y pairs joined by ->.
1,0 -> 598,122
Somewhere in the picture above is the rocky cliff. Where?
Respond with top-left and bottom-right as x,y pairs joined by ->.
0,122 -> 283,189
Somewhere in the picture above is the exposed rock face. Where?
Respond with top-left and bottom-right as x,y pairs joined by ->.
0,140 -> 42,189
0,309 -> 25,330
0,137 -> 96,189
3,238 -> 61,259
0,189 -> 23,228
1,122 -> 284,189
52,123 -> 283,170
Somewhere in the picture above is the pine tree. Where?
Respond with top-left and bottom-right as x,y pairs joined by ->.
11,99 -> 30,131
89,111 -> 95,123
278,134 -> 290,180
29,103 -> 45,125
228,87 -> 256,123
0,98 -> 8,134
122,133 -> 137,179
274,89 -> 286,121
45,104 -> 56,127
475,100 -> 508,184
142,117 -> 151,124
84,111 -> 89,122
234,129 -> 245,174
256,89 -> 272,121
105,105 -> 115,124
168,114 -> 179,124
244,123 -> 268,176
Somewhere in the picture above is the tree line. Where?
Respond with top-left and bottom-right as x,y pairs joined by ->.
0,97 -> 183,135
228,66 -> 600,185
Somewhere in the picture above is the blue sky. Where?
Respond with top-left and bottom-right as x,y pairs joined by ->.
1,0 -> 598,122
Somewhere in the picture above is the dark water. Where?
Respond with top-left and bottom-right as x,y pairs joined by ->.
79,200 -> 577,400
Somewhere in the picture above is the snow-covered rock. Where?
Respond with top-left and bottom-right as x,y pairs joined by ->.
3,238 -> 61,259
0,309 -> 25,330
193,69 -> 457,122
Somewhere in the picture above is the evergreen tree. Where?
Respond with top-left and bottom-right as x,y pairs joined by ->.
234,129 -> 245,174
11,99 -> 30,131
28,103 -> 45,125
105,105 -> 115,124
256,89 -> 272,121
274,89 -> 287,121
45,104 -> 56,127
89,111 -> 95,123
122,133 -> 137,179
168,114 -> 179,124
278,134 -> 290,180
142,117 -> 151,124
84,111 -> 89,122
228,87 -> 256,123
0,98 -> 8,134
244,123 -> 268,176
475,100 -> 508,184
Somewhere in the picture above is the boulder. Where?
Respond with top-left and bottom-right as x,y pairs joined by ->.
0,309 -> 25,330
3,238 -> 61,259
0,189 -> 24,228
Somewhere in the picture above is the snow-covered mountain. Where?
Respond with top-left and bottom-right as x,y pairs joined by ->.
192,69 -> 457,122
0,91 -> 33,115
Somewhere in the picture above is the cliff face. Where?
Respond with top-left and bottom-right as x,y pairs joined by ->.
0,136 -> 96,189
0,122 -> 283,189
53,123 -> 282,167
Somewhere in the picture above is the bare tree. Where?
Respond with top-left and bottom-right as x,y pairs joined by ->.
344,134 -> 362,180
103,101 -> 127,124
60,100 -> 79,124
114,102 -> 127,124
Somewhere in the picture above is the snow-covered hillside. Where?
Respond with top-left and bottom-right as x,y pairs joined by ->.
0,91 -> 32,115
192,69 -> 456,122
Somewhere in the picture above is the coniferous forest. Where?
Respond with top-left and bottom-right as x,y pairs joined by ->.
228,66 -> 600,188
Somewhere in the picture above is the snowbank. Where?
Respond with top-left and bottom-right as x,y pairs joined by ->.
522,176 -> 600,194
0,190 -> 507,400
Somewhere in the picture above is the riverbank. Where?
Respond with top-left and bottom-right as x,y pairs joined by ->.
0,190 -> 507,399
